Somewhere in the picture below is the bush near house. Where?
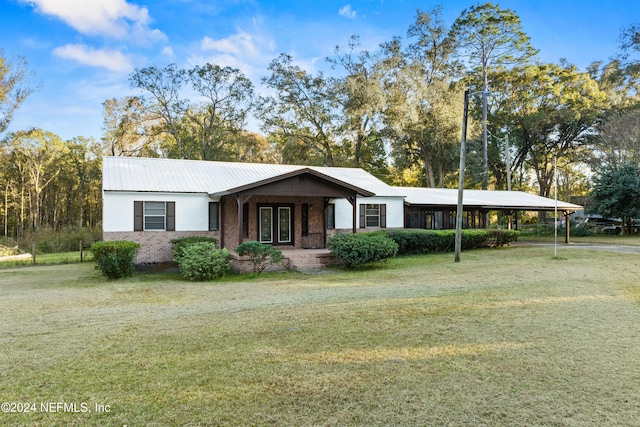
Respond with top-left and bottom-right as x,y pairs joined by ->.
485,229 -> 520,247
170,236 -> 218,263
379,229 -> 518,255
236,241 -> 285,275
90,240 -> 140,279
327,232 -> 399,268
177,242 -> 230,281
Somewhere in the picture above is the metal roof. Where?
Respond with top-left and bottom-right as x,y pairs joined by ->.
103,156 -> 403,197
396,187 -> 583,212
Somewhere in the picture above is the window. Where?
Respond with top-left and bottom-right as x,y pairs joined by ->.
259,207 -> 273,243
134,201 -> 175,231
365,204 -> 380,227
209,202 -> 219,230
278,207 -> 292,243
327,203 -> 335,229
359,203 -> 386,229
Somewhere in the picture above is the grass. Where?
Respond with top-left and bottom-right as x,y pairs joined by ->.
1,246 -> 640,426
0,251 -> 93,268
520,232 -> 640,245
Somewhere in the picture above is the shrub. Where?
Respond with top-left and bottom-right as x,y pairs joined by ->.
485,229 -> 520,247
235,241 -> 285,275
379,229 -> 516,255
177,242 -> 230,281
327,232 -> 398,268
0,244 -> 20,257
90,240 -> 140,279
171,236 -> 218,262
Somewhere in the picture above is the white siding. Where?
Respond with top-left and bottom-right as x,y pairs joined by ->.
103,192 -> 213,232
332,196 -> 404,230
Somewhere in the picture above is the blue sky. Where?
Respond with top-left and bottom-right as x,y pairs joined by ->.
2,0 -> 639,142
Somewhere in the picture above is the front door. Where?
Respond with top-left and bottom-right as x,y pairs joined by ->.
259,205 -> 293,245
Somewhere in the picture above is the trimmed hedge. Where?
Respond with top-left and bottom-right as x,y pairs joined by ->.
327,232 -> 398,268
379,229 -> 518,255
90,240 -> 140,279
235,241 -> 284,275
170,236 -> 218,263
177,242 -> 230,281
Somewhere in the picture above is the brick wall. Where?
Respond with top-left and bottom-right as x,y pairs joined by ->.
103,230 -> 220,264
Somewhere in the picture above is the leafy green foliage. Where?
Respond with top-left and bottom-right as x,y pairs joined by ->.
235,241 -> 285,274
90,240 -> 140,279
485,229 -> 520,247
327,232 -> 398,267
379,229 -> 518,255
170,236 -> 218,263
591,163 -> 640,234
177,242 -> 230,281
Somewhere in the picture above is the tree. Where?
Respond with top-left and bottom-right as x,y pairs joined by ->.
591,163 -> 640,235
0,51 -> 35,135
101,96 -> 156,156
129,64 -> 189,157
327,35 -> 388,171
591,108 -> 640,170
258,53 -> 340,166
184,64 -> 254,161
9,129 -> 67,232
490,61 -> 607,199
386,7 -> 466,187
451,2 -> 538,189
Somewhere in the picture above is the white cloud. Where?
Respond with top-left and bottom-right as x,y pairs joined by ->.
53,44 -> 134,72
21,0 -> 166,43
162,45 -> 176,59
339,5 -> 356,19
201,31 -> 259,58
193,26 -> 276,80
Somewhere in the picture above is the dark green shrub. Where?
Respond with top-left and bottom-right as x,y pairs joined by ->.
327,232 -> 398,268
461,229 -> 490,249
171,236 -> 218,262
90,240 -> 140,279
177,242 -> 230,281
485,229 -> 520,247
380,229 -> 515,255
235,241 -> 284,274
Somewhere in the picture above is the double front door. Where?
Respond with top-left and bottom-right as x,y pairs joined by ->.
259,205 -> 292,245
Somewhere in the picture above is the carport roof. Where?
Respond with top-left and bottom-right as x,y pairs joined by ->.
396,187 -> 583,212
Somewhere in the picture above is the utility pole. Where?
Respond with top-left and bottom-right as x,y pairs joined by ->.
455,90 -> 470,263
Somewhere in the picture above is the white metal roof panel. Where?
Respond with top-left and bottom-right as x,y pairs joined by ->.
396,187 -> 583,211
103,156 -> 402,197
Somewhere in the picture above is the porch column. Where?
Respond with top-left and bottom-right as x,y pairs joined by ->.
236,194 -> 252,247
565,211 -> 571,244
348,194 -> 357,233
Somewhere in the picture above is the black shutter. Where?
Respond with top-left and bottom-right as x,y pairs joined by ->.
134,201 -> 143,231
359,204 -> 365,228
302,203 -> 309,236
166,202 -> 176,231
380,204 -> 387,228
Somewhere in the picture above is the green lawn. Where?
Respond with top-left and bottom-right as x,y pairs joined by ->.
1,246 -> 639,426
0,251 -> 93,268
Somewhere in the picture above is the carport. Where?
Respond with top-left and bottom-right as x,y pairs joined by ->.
396,187 -> 583,243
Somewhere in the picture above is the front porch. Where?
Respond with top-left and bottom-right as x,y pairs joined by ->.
230,248 -> 341,273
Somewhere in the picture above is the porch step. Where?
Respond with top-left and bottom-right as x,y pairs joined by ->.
284,250 -> 341,270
